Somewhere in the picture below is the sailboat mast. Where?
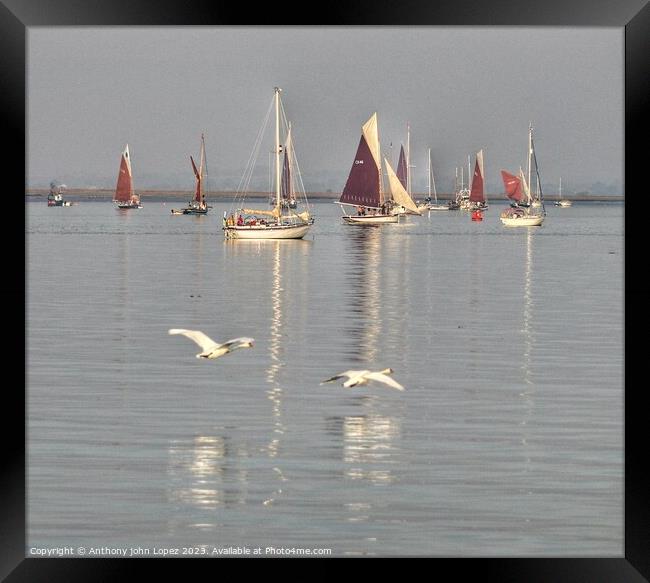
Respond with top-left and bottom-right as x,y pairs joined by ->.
559,177 -> 562,199
274,87 -> 281,220
406,122 -> 411,195
431,152 -> 438,202
287,122 -> 292,199
427,148 -> 431,198
467,155 -> 471,189
199,133 -> 205,204
126,144 -> 133,196
527,122 -> 533,202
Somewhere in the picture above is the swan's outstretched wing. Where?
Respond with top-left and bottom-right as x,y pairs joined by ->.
364,372 -> 405,391
221,337 -> 255,349
321,370 -> 367,384
168,329 -> 220,352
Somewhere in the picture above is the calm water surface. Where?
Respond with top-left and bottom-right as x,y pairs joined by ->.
27,198 -> 623,556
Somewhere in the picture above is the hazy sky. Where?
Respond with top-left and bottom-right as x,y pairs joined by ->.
27,27 -> 623,193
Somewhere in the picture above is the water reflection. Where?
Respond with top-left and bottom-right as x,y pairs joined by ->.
167,435 -> 229,512
519,229 -> 536,470
264,241 -> 287,506
382,229 -> 410,366
465,231 -> 481,379
111,233 -> 130,373
325,414 -> 401,485
221,239 -> 311,506
190,224 -> 205,320
342,228 -> 382,364
166,434 -> 250,530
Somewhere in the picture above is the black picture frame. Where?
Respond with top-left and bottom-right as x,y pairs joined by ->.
6,1 -> 647,579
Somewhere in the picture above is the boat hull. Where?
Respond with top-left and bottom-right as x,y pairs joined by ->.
555,200 -> 573,207
500,215 -> 544,227
223,223 -> 311,239
427,204 -> 450,211
115,201 -> 142,209
342,214 -> 399,225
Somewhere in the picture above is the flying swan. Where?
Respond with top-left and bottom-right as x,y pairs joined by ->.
168,329 -> 254,359
321,368 -> 404,391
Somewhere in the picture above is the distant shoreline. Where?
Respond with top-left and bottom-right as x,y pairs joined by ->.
24,189 -> 624,202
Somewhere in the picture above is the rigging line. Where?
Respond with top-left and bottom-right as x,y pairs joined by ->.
530,136 -> 546,214
291,140 -> 311,212
238,101 -> 272,195
231,96 -> 274,212
278,99 -> 311,212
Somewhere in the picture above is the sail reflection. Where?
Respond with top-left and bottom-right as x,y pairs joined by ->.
111,233 -> 130,370
381,227 -> 411,364
190,225 -> 205,319
465,232 -> 481,377
325,414 -> 401,484
166,435 -> 248,516
342,228 -> 382,364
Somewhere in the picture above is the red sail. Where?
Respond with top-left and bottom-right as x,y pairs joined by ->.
501,170 -> 522,202
339,135 -> 381,208
190,155 -> 202,203
396,145 -> 407,190
469,158 -> 484,202
114,152 -> 133,202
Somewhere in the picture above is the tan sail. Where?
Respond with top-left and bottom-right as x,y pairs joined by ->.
362,113 -> 381,170
242,207 -> 281,218
384,158 -> 421,214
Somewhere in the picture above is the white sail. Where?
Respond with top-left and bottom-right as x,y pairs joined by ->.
477,149 -> 485,183
385,158 -> 421,214
519,167 -> 531,204
123,144 -> 132,177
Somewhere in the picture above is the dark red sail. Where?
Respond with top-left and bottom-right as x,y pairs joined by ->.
469,157 -> 484,203
501,170 -> 522,202
190,155 -> 202,203
114,148 -> 133,202
281,146 -> 291,200
339,135 -> 381,208
396,145 -> 407,190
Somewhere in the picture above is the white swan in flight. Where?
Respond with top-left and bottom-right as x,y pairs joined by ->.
168,329 -> 254,359
321,368 -> 404,391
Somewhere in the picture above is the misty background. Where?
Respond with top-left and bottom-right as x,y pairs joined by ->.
27,27 -> 623,195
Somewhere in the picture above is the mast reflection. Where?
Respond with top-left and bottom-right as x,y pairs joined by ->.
222,239 -> 311,505
519,229 -> 535,455
342,227 -> 382,365
263,241 -> 287,505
